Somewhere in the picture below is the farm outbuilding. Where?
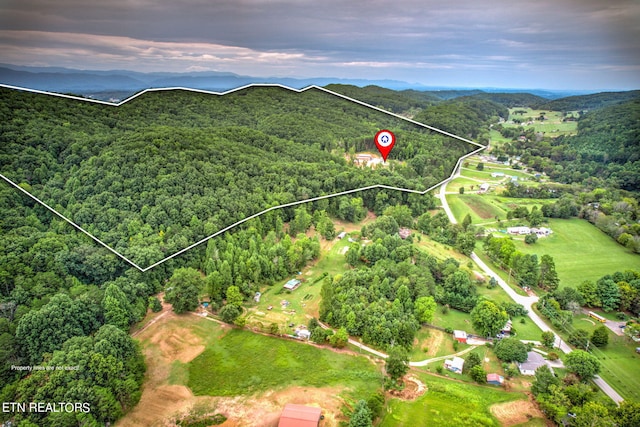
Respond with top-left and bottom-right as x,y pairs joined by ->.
453,330 -> 468,344
337,231 -> 347,240
283,279 -> 301,291
486,373 -> 504,386
278,403 -> 322,427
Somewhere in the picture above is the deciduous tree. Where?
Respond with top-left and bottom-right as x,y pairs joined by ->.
165,267 -> 203,314
565,350 -> 600,380
494,337 -> 528,363
470,300 -> 508,338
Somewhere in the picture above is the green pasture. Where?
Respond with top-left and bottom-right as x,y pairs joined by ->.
505,108 -> 578,136
187,328 -> 382,397
380,373 -> 532,427
431,307 -> 477,333
413,235 -> 470,264
409,327 -> 457,361
538,310 -> 640,401
489,129 -> 511,145
513,218 -> 640,289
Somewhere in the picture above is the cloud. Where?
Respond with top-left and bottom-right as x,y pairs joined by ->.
0,1 -> 638,89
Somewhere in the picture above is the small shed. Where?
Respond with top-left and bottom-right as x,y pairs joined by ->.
278,403 -> 322,427
337,231 -> 347,240
398,228 -> 412,239
283,279 -> 301,291
444,356 -> 465,374
486,373 -> 504,386
453,330 -> 468,344
479,183 -> 490,193
295,329 -> 311,340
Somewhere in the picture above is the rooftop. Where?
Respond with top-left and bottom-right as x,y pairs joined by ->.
278,403 -> 322,427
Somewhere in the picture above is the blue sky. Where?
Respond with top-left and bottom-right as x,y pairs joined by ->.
0,0 -> 638,90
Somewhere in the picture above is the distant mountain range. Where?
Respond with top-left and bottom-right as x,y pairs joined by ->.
0,63 -> 599,102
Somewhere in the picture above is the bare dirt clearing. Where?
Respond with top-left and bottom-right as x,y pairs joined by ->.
117,309 -> 351,426
388,376 -> 427,401
489,396 -> 545,427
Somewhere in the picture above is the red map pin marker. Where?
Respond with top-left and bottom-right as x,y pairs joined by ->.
374,129 -> 396,162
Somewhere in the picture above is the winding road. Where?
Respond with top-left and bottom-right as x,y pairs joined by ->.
438,162 -> 624,404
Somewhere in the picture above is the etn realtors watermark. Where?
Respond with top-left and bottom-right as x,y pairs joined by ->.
2,402 -> 91,413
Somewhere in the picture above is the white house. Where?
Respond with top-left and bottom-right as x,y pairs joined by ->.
507,226 -> 531,235
444,356 -> 465,374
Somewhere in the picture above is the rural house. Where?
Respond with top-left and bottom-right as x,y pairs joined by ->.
518,351 -> 548,376
278,403 -> 322,427
444,356 -> 465,374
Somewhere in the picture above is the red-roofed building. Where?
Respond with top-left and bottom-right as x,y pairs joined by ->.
278,404 -> 322,427
486,373 -> 504,386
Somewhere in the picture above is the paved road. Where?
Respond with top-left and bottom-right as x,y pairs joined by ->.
581,308 -> 625,336
437,169 -> 624,404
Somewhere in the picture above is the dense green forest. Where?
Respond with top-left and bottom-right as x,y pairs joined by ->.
0,86 -> 476,267
534,89 -> 640,111
2,83 -> 639,426
498,98 -> 639,190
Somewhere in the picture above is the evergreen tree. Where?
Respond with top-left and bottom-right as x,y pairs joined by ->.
349,400 -> 373,427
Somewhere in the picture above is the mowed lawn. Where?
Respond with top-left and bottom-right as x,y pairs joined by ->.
513,218 -> 640,289
380,374 -> 529,427
188,328 -> 381,397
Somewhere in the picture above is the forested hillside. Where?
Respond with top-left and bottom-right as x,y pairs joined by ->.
512,98 -> 640,190
534,90 -> 640,111
0,86 -> 476,267
413,97 -> 509,144
325,84 -> 440,114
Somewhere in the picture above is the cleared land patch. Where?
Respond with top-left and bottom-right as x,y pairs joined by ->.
490,398 -> 544,427
380,374 -> 539,427
187,328 -> 382,397
512,218 -> 640,289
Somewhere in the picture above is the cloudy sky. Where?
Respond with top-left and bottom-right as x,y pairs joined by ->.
0,0 -> 638,90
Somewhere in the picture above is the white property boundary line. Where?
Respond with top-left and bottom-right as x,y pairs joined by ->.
0,83 -> 486,272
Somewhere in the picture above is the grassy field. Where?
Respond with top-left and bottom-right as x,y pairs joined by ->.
537,310 -> 640,401
448,194 -> 507,223
188,328 -> 382,397
380,373 -> 540,426
513,218 -> 640,289
504,108 -> 578,137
